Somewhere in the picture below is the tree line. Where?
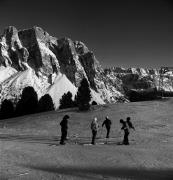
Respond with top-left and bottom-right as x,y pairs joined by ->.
0,86 -> 55,120
0,78 -> 97,120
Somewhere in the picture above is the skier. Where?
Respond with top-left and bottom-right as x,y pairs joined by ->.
126,117 -> 135,130
102,116 -> 112,138
120,119 -> 130,145
60,115 -> 69,145
91,117 -> 99,145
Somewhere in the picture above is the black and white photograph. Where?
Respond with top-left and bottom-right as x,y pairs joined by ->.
0,0 -> 173,179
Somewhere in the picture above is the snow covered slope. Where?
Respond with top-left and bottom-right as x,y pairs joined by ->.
47,74 -> 77,108
0,66 -> 17,83
0,69 -> 49,103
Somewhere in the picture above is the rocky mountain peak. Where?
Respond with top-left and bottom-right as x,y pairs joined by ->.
3,26 -> 18,38
2,26 -> 22,49
33,26 -> 53,44
0,26 -> 128,108
0,26 -> 172,109
74,41 -> 89,55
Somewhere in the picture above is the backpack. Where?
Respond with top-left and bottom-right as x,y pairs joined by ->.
91,121 -> 98,131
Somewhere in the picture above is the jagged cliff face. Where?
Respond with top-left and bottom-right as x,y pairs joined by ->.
104,67 -> 173,93
0,26 -> 126,108
2,26 -> 172,108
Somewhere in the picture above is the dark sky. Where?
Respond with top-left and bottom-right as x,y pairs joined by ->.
0,0 -> 173,68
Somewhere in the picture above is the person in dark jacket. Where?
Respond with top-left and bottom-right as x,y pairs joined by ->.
91,117 -> 99,145
120,119 -> 130,145
102,116 -> 112,138
126,117 -> 135,130
60,115 -> 69,145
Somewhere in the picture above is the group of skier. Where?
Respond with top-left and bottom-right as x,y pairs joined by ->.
59,115 -> 135,145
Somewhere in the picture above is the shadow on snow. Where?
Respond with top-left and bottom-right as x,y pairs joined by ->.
19,164 -> 173,180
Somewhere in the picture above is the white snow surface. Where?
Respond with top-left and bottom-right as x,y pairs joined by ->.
0,66 -> 17,83
90,89 -> 105,105
131,68 -> 138,74
0,69 -> 50,102
140,68 -> 148,76
47,73 -> 77,109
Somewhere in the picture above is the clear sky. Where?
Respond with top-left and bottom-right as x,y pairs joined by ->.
0,0 -> 173,68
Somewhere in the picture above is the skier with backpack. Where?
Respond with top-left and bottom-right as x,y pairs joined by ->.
126,117 -> 135,130
120,119 -> 130,145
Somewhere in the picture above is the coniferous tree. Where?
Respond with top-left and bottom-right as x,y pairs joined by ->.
0,99 -> 14,120
38,94 -> 55,112
59,91 -> 74,109
15,86 -> 38,116
76,78 -> 91,110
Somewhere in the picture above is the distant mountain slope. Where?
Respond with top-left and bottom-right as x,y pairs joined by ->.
104,67 -> 173,93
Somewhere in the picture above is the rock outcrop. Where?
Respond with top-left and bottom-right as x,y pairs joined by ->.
104,67 -> 173,93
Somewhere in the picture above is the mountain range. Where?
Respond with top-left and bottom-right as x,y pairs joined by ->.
0,26 -> 173,109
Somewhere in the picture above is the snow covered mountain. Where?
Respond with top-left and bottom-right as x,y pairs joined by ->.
0,26 -> 126,109
1,26 -> 172,109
